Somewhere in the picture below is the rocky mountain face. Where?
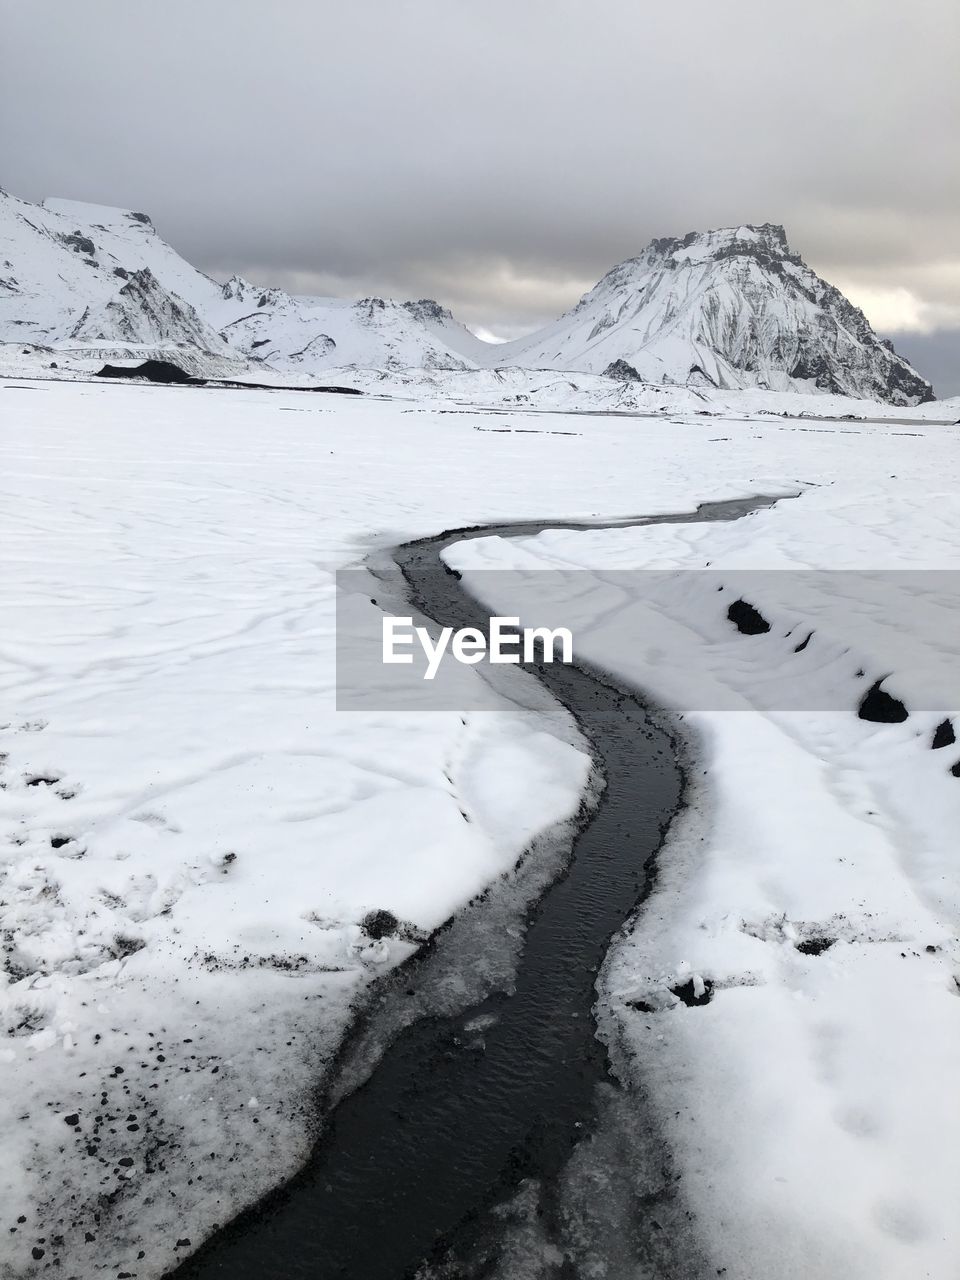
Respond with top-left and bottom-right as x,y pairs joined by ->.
0,192 -> 934,402
489,224 -> 933,404
69,268 -> 234,353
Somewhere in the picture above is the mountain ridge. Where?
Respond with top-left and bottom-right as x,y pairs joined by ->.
0,191 -> 934,403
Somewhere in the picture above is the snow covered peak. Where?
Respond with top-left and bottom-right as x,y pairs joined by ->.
42,197 -> 156,233
589,224 -> 794,296
219,276 -> 284,310
402,298 -> 456,325
220,275 -> 254,301
495,224 -> 934,404
653,222 -> 790,261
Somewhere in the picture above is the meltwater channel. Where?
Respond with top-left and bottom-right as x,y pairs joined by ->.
169,495 -> 782,1279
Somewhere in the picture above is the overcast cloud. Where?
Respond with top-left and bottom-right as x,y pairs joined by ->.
2,0 -> 957,390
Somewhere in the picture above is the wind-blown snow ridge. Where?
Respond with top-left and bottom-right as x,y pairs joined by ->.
0,191 -> 935,402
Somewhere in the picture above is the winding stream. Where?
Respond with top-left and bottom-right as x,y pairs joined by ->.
170,495 -> 782,1280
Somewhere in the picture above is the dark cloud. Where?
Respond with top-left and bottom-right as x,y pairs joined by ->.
1,0 -> 957,345
886,330 -> 960,400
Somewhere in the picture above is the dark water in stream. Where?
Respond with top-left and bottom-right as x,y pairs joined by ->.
169,496 -> 782,1280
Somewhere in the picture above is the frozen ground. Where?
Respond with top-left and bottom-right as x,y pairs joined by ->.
1,375 -> 958,1278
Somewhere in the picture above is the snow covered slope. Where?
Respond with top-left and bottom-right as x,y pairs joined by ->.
488,225 -> 934,405
0,193 -> 228,350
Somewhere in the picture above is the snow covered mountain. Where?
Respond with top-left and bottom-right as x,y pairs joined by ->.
0,190 -> 470,377
488,224 -> 933,404
214,282 -> 474,373
0,191 -> 934,402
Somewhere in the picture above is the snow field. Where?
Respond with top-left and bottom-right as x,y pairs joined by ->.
1,376 -> 957,1276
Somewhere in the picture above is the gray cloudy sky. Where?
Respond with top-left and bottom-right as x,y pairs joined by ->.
3,0 -> 958,391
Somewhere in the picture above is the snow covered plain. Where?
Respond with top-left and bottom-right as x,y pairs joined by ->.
1,374 -> 958,1278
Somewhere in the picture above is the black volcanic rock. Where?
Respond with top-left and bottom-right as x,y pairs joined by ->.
604,358 -> 643,382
